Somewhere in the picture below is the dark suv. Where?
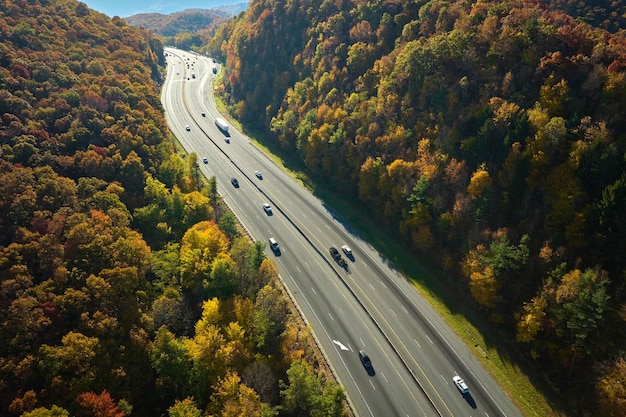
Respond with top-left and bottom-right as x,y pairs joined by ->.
268,238 -> 280,254
359,350 -> 375,375
329,246 -> 347,267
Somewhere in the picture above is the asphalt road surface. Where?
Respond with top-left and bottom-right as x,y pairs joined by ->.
162,48 -> 525,417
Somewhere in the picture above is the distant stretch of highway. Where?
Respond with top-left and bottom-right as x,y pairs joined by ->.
162,47 -> 524,417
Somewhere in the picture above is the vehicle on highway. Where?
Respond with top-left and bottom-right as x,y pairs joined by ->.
255,171 -> 263,179
329,247 -> 347,267
263,203 -> 272,214
268,237 -> 280,254
453,375 -> 469,394
202,157 -> 208,164
202,112 -> 206,117
185,125 -> 190,131
231,178 -> 239,188
215,117 -> 229,134
359,349 -> 373,371
341,245 -> 352,256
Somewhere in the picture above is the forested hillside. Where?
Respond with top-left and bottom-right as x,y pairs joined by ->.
125,4 -> 248,50
209,0 -> 626,415
125,7 -> 246,49
0,0 -> 345,416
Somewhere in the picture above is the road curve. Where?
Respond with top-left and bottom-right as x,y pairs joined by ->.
162,48 -> 525,417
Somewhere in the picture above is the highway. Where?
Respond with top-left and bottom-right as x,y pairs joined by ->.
161,48 -> 525,417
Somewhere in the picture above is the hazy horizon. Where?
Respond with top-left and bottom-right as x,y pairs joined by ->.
81,0 -> 248,17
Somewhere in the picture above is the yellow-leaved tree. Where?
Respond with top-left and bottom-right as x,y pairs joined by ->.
179,221 -> 230,292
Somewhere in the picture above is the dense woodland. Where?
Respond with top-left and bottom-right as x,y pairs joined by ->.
0,0 -> 346,416
125,6 -> 247,50
208,0 -> 626,415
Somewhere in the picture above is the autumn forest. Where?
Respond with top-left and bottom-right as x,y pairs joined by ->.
2,0 -> 626,415
0,0 -> 345,416
207,0 -> 626,415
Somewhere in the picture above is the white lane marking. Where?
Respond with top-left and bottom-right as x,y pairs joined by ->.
381,372 -> 388,383
401,305 -> 408,314
390,309 -> 397,318
332,340 -> 350,351
425,334 -> 434,344
310,287 -> 317,295
369,379 -> 376,390
414,339 -> 421,349
328,312 -> 334,321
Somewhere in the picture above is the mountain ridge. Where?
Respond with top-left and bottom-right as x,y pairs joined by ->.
125,4 -> 248,36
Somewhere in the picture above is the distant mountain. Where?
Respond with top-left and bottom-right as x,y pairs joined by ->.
80,0 -> 247,18
125,4 -> 247,37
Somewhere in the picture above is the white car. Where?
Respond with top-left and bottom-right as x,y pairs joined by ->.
263,203 -> 272,214
453,375 -> 469,394
341,245 -> 352,256
185,125 -> 190,131
255,171 -> 263,179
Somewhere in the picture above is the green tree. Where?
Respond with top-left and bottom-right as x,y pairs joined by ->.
119,151 -> 146,195
150,243 -> 181,289
218,212 -> 240,242
279,360 -> 320,416
253,285 -> 288,353
150,326 -> 190,401
229,237 -> 261,297
551,267 -> 610,355
208,254 -> 237,298
38,332 -> 101,400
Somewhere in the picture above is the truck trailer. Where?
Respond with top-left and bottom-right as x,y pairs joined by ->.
215,118 -> 229,134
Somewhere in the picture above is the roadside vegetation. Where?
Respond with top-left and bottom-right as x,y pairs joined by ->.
0,1 -> 346,416
208,1 -> 626,415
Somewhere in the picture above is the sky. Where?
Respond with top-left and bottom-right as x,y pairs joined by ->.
82,0 -> 247,17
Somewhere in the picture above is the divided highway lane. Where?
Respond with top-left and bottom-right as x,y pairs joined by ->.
163,49 -> 437,417
163,48 -> 524,417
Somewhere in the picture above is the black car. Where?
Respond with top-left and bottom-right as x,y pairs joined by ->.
359,350 -> 371,367
231,178 -> 239,187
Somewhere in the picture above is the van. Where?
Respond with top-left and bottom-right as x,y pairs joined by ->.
268,238 -> 280,253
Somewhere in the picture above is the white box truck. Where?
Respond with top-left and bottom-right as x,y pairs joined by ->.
215,118 -> 229,134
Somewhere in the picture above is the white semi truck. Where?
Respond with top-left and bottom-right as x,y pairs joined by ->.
215,118 -> 229,134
